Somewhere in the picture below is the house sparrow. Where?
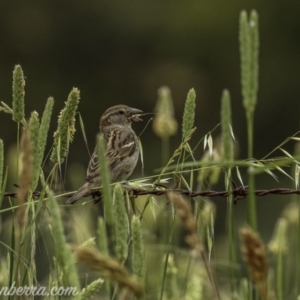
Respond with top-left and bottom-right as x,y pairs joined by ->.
67,105 -> 143,204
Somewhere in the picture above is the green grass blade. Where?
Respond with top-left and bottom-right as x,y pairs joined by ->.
97,134 -> 113,225
131,215 -> 145,280
48,190 -> 81,293
78,112 -> 91,157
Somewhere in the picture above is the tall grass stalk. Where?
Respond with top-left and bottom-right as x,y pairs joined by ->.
48,191 -> 81,294
166,192 -> 220,300
15,127 -> 33,287
276,244 -> 283,300
16,128 -> 32,230
113,184 -> 129,263
0,170 -> 7,241
239,278 -> 252,300
97,135 -> 113,225
131,215 -> 145,280
97,217 -> 109,255
162,254 -> 179,299
8,218 -> 16,299
33,97 -> 54,189
97,217 -> 111,298
221,90 -> 236,291
26,201 -> 36,288
179,89 -> 196,185
268,219 -> 287,300
29,111 -> 40,191
159,215 -> 176,300
239,10 -> 259,230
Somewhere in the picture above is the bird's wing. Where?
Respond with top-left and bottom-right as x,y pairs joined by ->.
67,127 -> 137,204
84,127 -> 137,183
84,147 -> 100,183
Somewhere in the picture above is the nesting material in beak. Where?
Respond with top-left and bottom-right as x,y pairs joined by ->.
128,108 -> 143,122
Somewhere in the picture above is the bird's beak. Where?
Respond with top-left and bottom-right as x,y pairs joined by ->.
128,108 -> 143,122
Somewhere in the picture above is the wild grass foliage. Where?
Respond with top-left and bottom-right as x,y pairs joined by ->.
0,9 -> 300,300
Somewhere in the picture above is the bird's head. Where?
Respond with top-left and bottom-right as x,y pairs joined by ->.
100,105 -> 143,130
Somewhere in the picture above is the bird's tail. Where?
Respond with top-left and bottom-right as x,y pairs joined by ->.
67,182 -> 91,204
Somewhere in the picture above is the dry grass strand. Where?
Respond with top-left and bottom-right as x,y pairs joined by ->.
76,247 -> 145,299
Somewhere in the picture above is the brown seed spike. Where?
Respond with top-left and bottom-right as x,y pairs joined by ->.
17,127 -> 33,229
240,227 -> 271,300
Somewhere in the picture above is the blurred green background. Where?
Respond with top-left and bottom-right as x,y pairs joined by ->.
1,1 -> 300,250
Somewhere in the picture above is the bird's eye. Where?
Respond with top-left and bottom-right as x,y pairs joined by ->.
118,110 -> 125,115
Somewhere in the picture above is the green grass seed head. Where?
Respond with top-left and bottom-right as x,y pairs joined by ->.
12,65 -> 25,123
50,88 -> 80,164
80,278 -> 104,300
29,111 -> 40,191
221,90 -> 233,161
131,215 -> 145,280
39,97 -> 54,157
153,86 -> 178,139
182,88 -> 196,141
239,10 -> 259,113
113,183 -> 129,262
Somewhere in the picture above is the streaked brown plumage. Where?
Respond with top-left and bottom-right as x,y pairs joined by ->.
67,105 -> 142,204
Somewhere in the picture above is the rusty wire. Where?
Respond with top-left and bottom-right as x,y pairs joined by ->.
3,185 -> 300,204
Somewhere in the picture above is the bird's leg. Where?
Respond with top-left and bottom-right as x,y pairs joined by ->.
92,191 -> 102,204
